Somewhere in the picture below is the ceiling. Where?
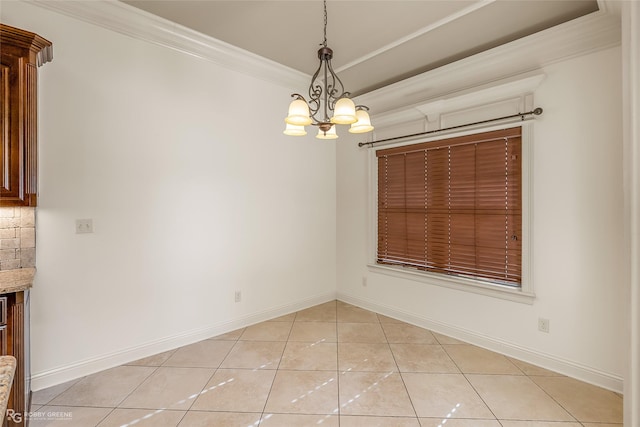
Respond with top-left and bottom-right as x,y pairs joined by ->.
121,0 -> 599,96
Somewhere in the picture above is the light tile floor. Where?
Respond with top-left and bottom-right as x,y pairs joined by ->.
30,301 -> 623,427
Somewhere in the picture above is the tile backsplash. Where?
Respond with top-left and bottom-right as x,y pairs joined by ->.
0,207 -> 35,270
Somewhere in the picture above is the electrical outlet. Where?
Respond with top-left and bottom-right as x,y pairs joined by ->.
75,219 -> 93,234
362,276 -> 368,287
538,317 -> 550,333
234,291 -> 242,303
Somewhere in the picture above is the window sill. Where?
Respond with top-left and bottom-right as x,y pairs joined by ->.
367,263 -> 536,305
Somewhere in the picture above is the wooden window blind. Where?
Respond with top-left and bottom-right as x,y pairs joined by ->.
376,127 -> 522,286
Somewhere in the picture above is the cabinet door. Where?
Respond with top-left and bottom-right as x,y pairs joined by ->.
0,326 -> 6,356
0,57 -> 20,201
0,296 -> 6,355
0,23 -> 52,208
0,54 -> 37,206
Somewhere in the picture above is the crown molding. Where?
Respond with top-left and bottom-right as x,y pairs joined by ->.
356,7 -> 621,115
27,0 -> 310,90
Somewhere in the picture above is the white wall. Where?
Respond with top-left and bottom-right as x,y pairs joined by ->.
337,46 -> 625,391
2,2 -> 337,390
622,1 -> 640,423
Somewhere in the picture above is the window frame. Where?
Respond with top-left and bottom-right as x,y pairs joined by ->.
367,123 -> 534,304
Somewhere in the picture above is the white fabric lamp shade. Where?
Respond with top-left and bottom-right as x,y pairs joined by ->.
349,108 -> 374,133
283,123 -> 307,136
285,98 -> 313,126
316,126 -> 338,139
330,97 -> 357,124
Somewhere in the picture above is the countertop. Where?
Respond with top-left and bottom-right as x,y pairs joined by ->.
0,268 -> 35,294
0,356 -> 16,420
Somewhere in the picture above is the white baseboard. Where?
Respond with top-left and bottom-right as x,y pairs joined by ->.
34,291 -> 622,394
31,291 -> 336,391
337,292 -> 623,393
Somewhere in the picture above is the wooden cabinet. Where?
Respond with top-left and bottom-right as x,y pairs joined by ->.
0,291 -> 28,427
0,23 -> 52,207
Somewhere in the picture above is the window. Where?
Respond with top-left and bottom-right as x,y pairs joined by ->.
376,127 -> 522,287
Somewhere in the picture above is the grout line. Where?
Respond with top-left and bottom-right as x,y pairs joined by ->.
257,304 -> 318,426
174,409 -> 189,427
526,376 -> 580,424
30,376 -> 84,407
439,344 -> 502,423
112,365 -> 160,409
380,320 -> 421,424
459,370 -> 501,423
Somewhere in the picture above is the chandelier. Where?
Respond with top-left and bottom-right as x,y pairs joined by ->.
283,0 -> 374,140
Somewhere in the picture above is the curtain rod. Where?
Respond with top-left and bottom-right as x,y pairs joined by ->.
358,107 -> 543,148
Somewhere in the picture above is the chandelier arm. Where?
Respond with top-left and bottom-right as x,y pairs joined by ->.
307,61 -> 324,124
324,58 -> 347,107
322,52 -> 330,122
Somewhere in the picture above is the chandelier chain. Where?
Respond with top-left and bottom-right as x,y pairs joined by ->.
322,0 -> 328,47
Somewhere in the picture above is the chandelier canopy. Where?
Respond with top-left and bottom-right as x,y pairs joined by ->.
283,0 -> 374,139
